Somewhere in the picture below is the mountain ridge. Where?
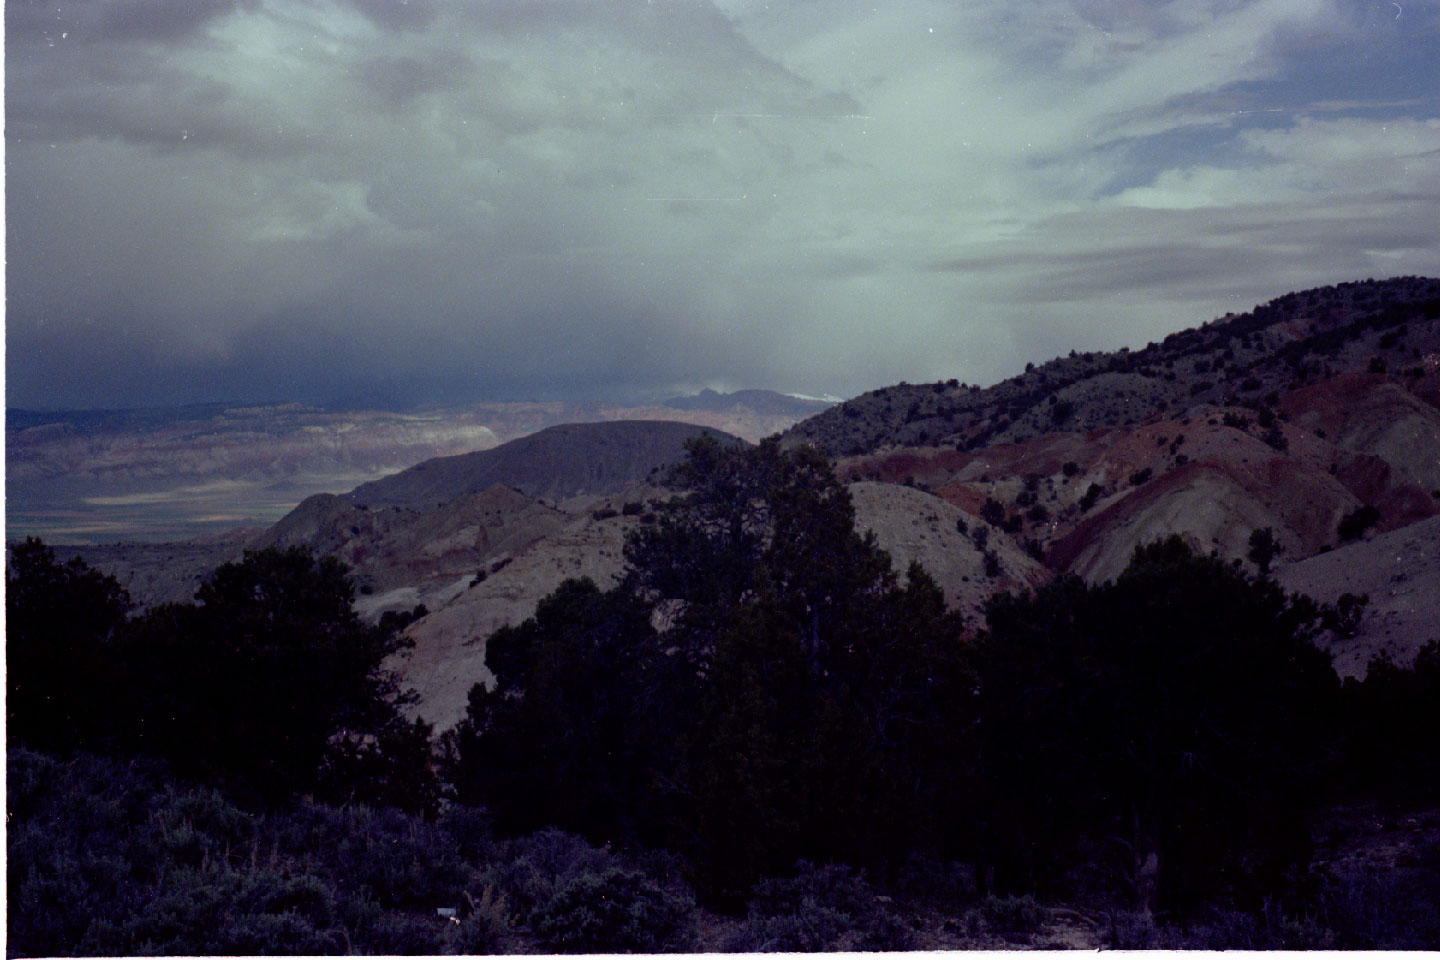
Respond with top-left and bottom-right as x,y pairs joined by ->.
343,419 -> 745,509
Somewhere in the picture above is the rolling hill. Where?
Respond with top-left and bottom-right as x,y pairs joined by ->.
344,420 -> 745,508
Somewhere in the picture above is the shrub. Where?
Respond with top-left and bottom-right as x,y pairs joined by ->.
975,893 -> 1045,932
1129,467 -> 1153,486
81,868 -> 346,956
1320,865 -> 1440,949
481,828 -> 619,920
449,884 -> 515,954
1338,505 -> 1381,541
262,803 -> 474,910
530,867 -> 698,953
1262,426 -> 1289,451
980,498 -> 1007,527
735,861 -> 912,952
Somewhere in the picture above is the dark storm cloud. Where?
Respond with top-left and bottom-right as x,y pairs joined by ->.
7,0 -> 1440,410
5,0 -> 256,45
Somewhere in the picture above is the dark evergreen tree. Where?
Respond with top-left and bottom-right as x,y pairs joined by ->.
456,438 -> 974,901
5,538 -> 131,752
452,577 -> 667,841
119,546 -> 436,811
978,537 -> 1339,911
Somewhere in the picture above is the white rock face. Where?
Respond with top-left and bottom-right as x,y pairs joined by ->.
388,510 -> 638,731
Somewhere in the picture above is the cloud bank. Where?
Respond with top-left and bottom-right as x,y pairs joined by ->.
7,0 -> 1439,408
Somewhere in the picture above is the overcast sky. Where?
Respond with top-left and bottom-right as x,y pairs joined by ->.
7,0 -> 1439,409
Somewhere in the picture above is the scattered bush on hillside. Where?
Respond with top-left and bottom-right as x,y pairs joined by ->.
983,549 -> 1002,579
1322,592 -> 1368,636
1338,505 -> 1381,541
1247,527 -> 1285,576
1262,426 -> 1289,451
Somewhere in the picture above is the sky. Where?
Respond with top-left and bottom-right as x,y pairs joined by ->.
6,0 -> 1439,410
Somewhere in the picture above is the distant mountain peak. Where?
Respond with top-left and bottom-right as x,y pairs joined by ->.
662,388 -> 835,416
343,419 -> 746,509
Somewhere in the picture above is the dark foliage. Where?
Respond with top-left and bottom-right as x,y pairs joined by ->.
452,578 -> 667,841
1338,504 -> 1381,541
1247,526 -> 1285,576
731,861 -> 913,952
977,537 -> 1339,911
6,538 -> 132,753
7,747 -> 717,957
6,541 -> 436,813
455,437 -> 974,902
1337,641 -> 1440,791
530,867 -> 698,953
124,547 -> 435,810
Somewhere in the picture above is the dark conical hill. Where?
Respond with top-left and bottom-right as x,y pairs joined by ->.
344,419 -> 745,508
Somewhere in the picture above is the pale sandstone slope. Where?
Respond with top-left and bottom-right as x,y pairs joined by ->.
1278,515 -> 1440,679
848,482 -> 1048,624
387,508 -> 639,731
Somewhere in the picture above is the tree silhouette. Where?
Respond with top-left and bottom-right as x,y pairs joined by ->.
457,438 -> 972,900
979,537 -> 1338,911
6,538 -> 131,752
